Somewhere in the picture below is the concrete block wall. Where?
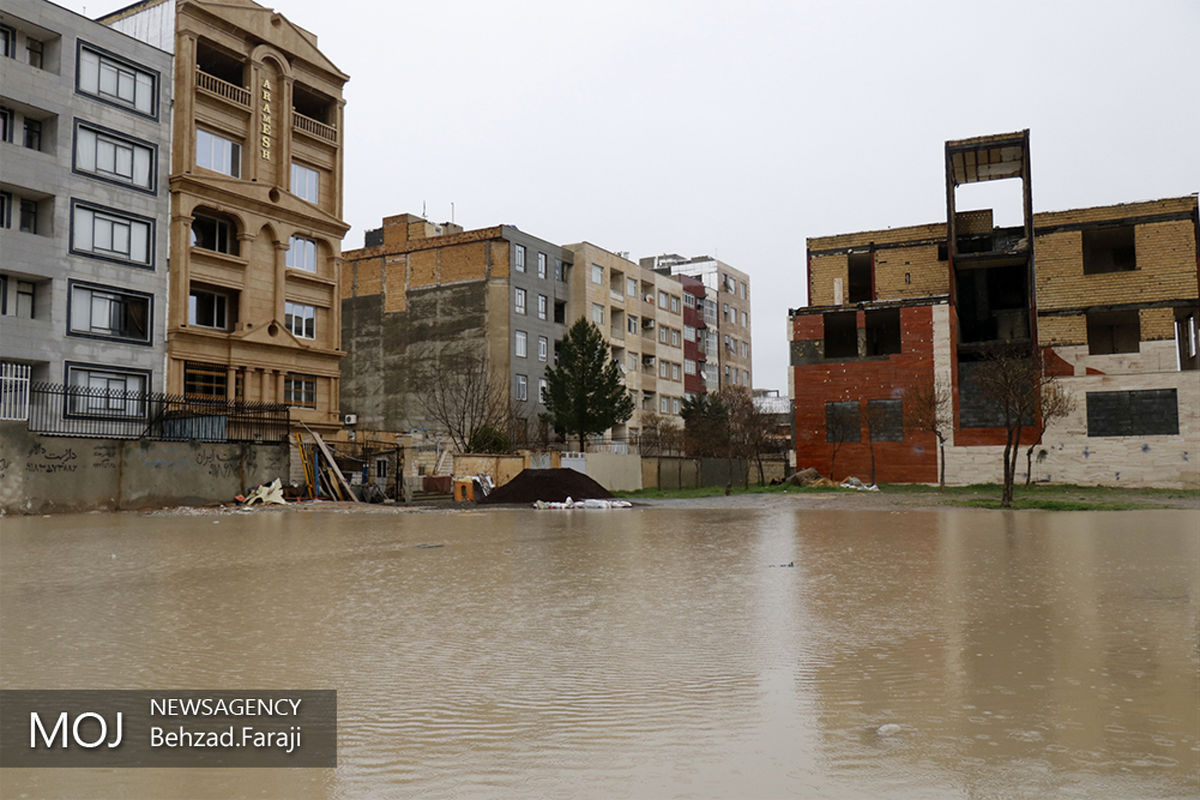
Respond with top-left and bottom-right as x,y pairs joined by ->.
0,423 -> 289,514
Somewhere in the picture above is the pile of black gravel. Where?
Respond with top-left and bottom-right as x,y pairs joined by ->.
477,468 -> 614,504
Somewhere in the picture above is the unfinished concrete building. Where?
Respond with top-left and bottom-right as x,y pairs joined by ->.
789,130 -> 1199,488
340,214 -> 572,444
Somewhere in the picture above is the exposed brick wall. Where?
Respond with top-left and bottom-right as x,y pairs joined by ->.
1038,314 -> 1086,347
873,245 -> 949,299
791,305 -> 939,482
808,253 -> 847,307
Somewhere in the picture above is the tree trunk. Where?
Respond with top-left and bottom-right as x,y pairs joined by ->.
869,440 -> 876,486
1001,429 -> 1015,508
1025,444 -> 1036,486
937,433 -> 946,488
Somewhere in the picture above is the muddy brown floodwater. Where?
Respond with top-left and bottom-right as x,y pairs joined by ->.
1,503 -> 1197,799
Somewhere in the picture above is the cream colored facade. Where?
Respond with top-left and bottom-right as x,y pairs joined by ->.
565,243 -> 687,442
102,0 -> 349,432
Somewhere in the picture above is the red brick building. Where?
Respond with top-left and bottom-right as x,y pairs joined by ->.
790,131 -> 1199,488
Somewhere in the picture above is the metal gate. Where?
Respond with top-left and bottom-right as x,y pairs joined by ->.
0,363 -> 31,420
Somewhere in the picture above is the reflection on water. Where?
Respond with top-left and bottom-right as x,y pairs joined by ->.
1,504 -> 1197,799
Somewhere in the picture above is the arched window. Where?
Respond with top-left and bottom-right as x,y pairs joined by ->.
190,209 -> 239,255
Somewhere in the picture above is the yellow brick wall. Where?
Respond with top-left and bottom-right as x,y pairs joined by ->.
408,250 -> 438,289
809,221 -> 946,251
1140,307 -> 1177,341
809,253 -> 846,306
1038,314 -> 1086,347
491,240 -> 509,279
1035,219 -> 1198,310
873,245 -> 949,299
384,256 -> 407,313
349,256 -> 382,299
1034,196 -> 1196,228
439,241 -> 489,283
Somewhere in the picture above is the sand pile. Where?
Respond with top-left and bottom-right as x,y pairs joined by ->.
477,468 -> 614,504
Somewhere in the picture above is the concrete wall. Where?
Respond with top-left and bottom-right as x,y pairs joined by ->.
0,423 -> 288,514
453,453 -> 529,487
582,452 -> 642,492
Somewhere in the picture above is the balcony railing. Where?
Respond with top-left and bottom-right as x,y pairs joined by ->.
293,111 -> 337,143
195,69 -> 250,106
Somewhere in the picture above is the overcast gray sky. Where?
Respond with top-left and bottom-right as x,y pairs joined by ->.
62,0 -> 1200,390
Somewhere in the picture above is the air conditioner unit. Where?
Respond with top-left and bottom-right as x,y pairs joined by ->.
344,413 -> 358,425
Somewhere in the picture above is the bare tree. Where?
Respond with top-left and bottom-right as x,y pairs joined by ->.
638,408 -> 683,457
907,380 -> 953,487
974,347 -> 1072,507
1025,381 -> 1074,485
414,347 -> 513,453
825,400 -> 859,483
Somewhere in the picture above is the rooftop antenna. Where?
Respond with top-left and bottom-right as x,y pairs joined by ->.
451,202 -> 455,223
421,200 -> 426,218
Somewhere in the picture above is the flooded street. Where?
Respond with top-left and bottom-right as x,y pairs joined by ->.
1,502 -> 1197,799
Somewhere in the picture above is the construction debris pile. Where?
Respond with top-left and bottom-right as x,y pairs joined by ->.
477,468 -> 615,505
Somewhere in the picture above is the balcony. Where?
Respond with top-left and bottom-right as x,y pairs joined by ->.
293,111 -> 337,143
196,69 -> 250,107
609,327 -> 625,341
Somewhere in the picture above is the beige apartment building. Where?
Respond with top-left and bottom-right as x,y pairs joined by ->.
101,0 -> 349,433
566,243 -> 687,443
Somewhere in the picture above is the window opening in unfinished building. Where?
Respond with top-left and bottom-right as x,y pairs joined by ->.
1086,389 -> 1178,437
864,308 -> 901,356
847,252 -> 872,303
1176,308 -> 1199,370
1086,310 -> 1140,355
955,264 -> 1028,343
867,399 -> 903,441
1082,226 -> 1136,274
823,311 -> 858,359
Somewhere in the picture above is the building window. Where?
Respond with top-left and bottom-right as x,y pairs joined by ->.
627,277 -> 637,296
824,311 -> 858,359
514,244 -> 526,272
0,191 -> 9,226
1086,389 -> 1178,437
537,252 -> 547,279
72,202 -> 153,265
672,363 -> 682,381
741,310 -> 748,327
376,458 -> 388,480
658,290 -> 669,309
864,308 -> 901,356
514,287 -> 526,314
284,301 -> 315,339
739,281 -> 747,299
196,128 -> 240,177
684,358 -> 696,376
515,374 -> 528,402
554,259 -> 565,281
659,326 -> 669,344
515,329 -> 527,358
184,362 -> 227,401
538,335 -> 548,362
22,118 -> 41,151
628,315 -> 638,334
77,45 -> 157,116
672,397 -> 681,414
537,294 -> 548,320
67,365 -> 147,418
0,25 -> 13,58
684,293 -> 695,308
1178,308 -> 1199,371
591,264 -> 603,284
287,236 -> 317,271
723,303 -> 731,322
671,328 -> 681,347
285,374 -> 317,408
291,162 -> 319,203
188,286 -> 230,330
0,107 -> 12,142
1083,226 -> 1136,274
75,124 -> 155,189
1086,310 -> 1140,355
190,211 -> 236,255
867,399 -> 904,441
538,378 -> 547,404
19,199 -> 37,233
14,280 -> 35,318
592,303 -> 604,325
26,38 -> 42,69
670,295 -> 681,314
826,401 -> 861,443
68,283 -> 150,342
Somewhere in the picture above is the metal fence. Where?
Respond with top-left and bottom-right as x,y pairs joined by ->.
23,381 -> 290,443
